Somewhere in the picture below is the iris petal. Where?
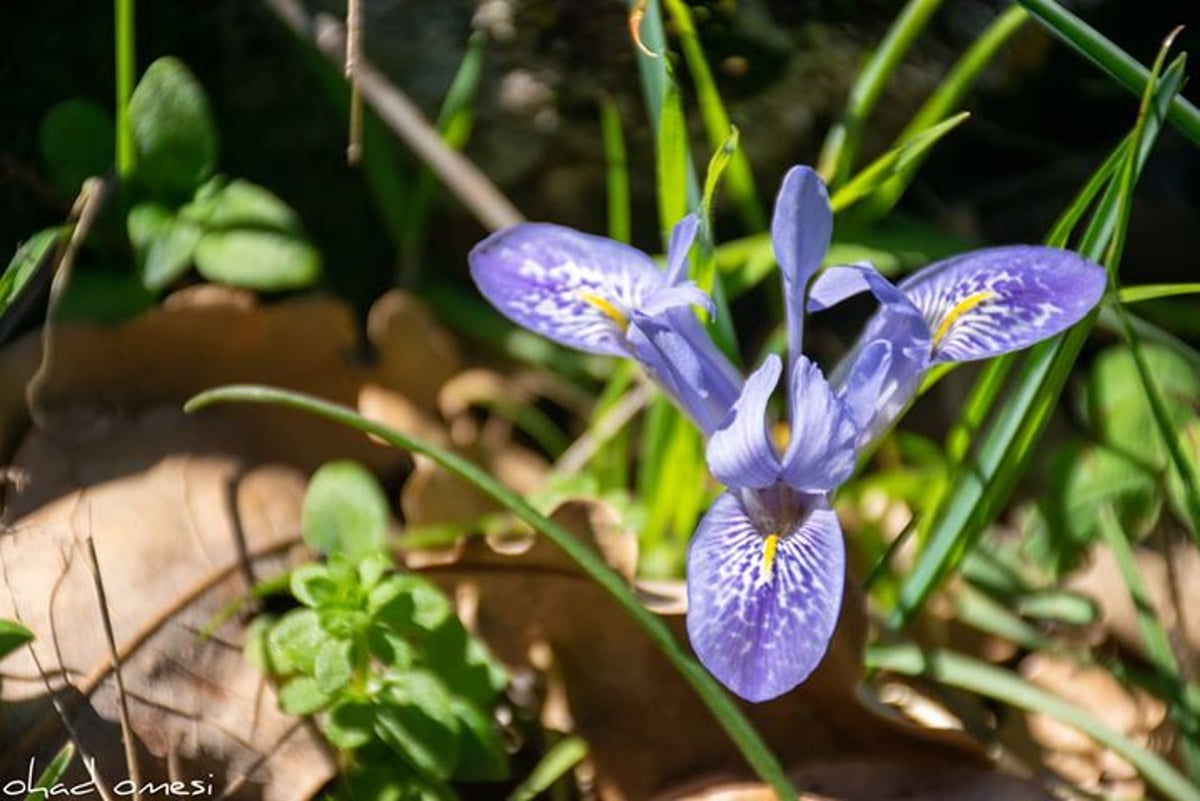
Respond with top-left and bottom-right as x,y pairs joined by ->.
707,355 -> 784,489
810,264 -> 932,448
665,214 -> 701,285
627,308 -> 744,436
780,357 -> 858,492
469,223 -> 666,356
686,489 -> 845,702
771,166 -> 833,363
899,245 -> 1106,364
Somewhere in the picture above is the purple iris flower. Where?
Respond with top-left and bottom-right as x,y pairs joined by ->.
468,164 -> 1107,704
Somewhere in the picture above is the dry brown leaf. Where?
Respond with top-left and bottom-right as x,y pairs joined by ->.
999,653 -> 1170,799
414,501 -> 1029,801
657,760 -> 1049,801
1069,542 -> 1200,663
0,287 -> 470,799
0,405 -> 332,800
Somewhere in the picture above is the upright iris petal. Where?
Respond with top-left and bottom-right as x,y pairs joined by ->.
771,166 -> 833,368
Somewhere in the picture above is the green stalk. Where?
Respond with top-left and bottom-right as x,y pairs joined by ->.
661,0 -> 764,230
817,0 -> 943,187
114,0 -> 137,177
861,5 -> 1029,218
1096,508 -> 1200,777
889,56 -> 1186,628
868,644 -> 1200,801
1017,0 -> 1200,146
599,96 -> 632,244
185,385 -> 798,799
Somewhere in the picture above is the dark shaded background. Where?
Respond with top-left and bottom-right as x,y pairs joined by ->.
2,0 -> 1197,315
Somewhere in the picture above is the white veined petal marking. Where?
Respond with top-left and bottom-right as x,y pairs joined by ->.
578,291 -> 630,332
931,289 -> 997,348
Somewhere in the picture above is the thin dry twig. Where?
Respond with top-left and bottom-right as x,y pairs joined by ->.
26,177 -> 111,431
0,537 -> 116,801
344,0 -> 363,165
263,0 -> 524,231
85,530 -> 142,801
554,378 -> 655,474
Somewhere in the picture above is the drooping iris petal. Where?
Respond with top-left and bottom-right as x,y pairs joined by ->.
707,355 -> 783,489
771,166 -> 833,365
627,308 -> 744,436
665,214 -> 701,285
686,488 -> 845,703
899,245 -> 1106,364
779,357 -> 858,492
640,282 -> 714,318
810,264 -> 932,448
468,223 -> 667,356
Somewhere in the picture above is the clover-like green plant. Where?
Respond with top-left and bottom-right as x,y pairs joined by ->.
248,460 -> 509,799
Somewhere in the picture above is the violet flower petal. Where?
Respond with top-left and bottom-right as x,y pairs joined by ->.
686,489 -> 845,702
899,245 -> 1107,364
468,223 -> 667,356
707,354 -> 784,489
810,264 -> 932,447
779,357 -> 858,492
771,166 -> 833,367
627,308 -> 744,436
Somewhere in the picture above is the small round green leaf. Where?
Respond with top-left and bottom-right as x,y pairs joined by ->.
266,608 -> 325,675
325,699 -> 376,750
194,229 -> 321,291
278,675 -> 332,716
314,638 -> 355,694
448,698 -> 509,781
0,619 -> 34,660
128,57 -> 218,196
301,461 -> 389,559
1084,345 -> 1200,470
127,202 -> 202,290
38,99 -> 114,195
374,671 -> 461,781
183,179 -> 300,232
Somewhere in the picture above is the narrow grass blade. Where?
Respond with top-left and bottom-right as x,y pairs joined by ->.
662,0 -> 764,230
184,385 -> 798,798
1096,507 -> 1200,776
1119,284 -> 1200,304
0,618 -> 34,659
1045,137 -> 1126,247
867,643 -> 1200,801
599,95 -> 632,244
1105,44 -> 1200,547
507,736 -> 588,801
817,0 -> 943,187
400,31 -> 487,281
1017,0 -> 1200,146
656,70 -> 690,246
114,0 -> 136,177
1097,306 -> 1200,373
830,112 -> 970,213
25,742 -> 75,801
861,5 -> 1029,219
952,586 -> 1057,654
889,51 -> 1185,629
